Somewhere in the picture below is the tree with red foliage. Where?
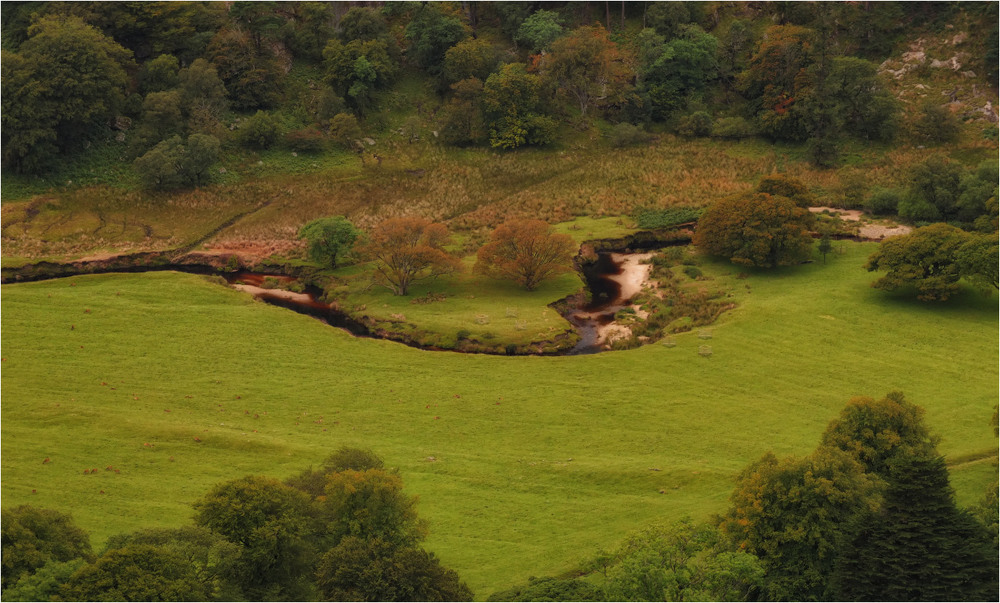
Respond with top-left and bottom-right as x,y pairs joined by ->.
358,217 -> 461,295
475,219 -> 577,291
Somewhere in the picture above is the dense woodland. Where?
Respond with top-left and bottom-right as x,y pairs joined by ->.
2,1 -> 999,601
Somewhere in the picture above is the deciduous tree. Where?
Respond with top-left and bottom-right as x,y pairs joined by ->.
315,536 -> 473,602
319,469 -> 427,547
1,16 -> 132,173
865,223 -> 970,301
358,217 -> 462,295
604,519 -> 764,601
404,4 -> 469,76
514,9 -> 563,53
1,506 -> 92,590
719,448 -> 882,601
482,63 -> 557,149
820,391 -> 939,477
60,545 -> 211,602
298,216 -> 360,268
475,219 -> 577,291
693,192 -> 815,268
539,26 -> 633,118
193,476 -> 315,601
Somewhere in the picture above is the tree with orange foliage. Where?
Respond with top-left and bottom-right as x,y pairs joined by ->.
538,25 -> 633,118
475,219 -> 577,291
358,217 -> 461,295
693,192 -> 814,268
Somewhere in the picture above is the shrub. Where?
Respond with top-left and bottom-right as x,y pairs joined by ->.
866,188 -> 903,215
328,112 -> 363,149
236,111 -> 282,150
683,265 -> 703,279
676,111 -> 712,137
285,127 -> 327,153
456,329 -> 471,340
712,116 -> 756,139
911,102 -> 960,144
634,207 -> 702,229
608,122 -> 654,148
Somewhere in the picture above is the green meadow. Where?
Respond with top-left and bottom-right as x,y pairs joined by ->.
1,242 -> 997,597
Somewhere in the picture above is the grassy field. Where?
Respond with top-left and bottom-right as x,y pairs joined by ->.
2,241 -> 996,597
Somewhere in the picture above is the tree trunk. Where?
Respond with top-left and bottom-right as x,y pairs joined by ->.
605,1 -> 611,30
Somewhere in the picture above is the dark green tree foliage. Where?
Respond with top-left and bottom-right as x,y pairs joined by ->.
514,9 -> 564,53
100,526 -> 242,600
639,25 -> 719,121
60,545 -> 211,602
645,2 -> 700,38
898,155 -> 964,222
315,536 -> 474,602
1,15 -> 132,173
139,53 -> 181,94
605,519 -> 764,601
134,134 -> 220,190
338,6 -> 389,43
865,223 -> 970,301
178,58 -> 229,130
825,56 -> 899,141
490,2 -> 534,40
719,449 -> 882,601
64,1 -> 224,63
487,576 -> 605,602
129,89 -> 186,156
298,216 -> 360,268
1,559 -> 85,603
483,63 -> 557,149
1,506 -> 92,590
820,391 -> 939,477
957,160 -> 1000,228
404,4 -> 469,76
193,475 -> 315,601
206,27 -> 283,111
693,192 -> 815,268
865,187 -> 903,215
282,1 -> 336,61
236,111 -> 282,150
323,38 -> 397,114
829,456 -> 999,601
955,233 -> 1000,291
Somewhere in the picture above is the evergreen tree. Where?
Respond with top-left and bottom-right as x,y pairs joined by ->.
829,455 -> 998,601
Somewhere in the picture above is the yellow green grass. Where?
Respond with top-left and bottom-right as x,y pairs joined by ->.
1,242 -> 997,597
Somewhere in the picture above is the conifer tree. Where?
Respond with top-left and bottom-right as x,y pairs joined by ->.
829,455 -> 998,601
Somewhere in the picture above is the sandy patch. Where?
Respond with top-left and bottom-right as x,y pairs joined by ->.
232,284 -> 313,304
858,223 -> 912,239
608,252 -> 654,300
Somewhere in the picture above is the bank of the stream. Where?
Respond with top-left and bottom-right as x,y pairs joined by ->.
1,228 -> 707,356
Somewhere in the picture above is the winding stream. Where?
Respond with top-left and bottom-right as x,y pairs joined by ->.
225,253 -> 648,356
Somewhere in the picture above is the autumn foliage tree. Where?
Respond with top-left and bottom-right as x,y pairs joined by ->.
693,192 -> 815,268
358,217 -> 461,295
539,26 -> 633,118
475,220 -> 577,291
